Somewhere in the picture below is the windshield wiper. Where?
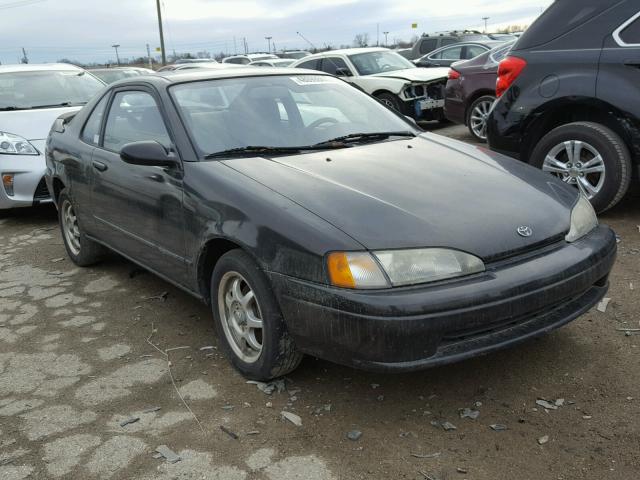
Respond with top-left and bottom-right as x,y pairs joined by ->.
205,144 -> 344,159
312,131 -> 416,147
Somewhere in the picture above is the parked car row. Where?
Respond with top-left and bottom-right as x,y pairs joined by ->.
2,1 -> 634,381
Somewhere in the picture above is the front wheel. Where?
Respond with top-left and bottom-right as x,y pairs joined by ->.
211,250 -> 302,380
529,122 -> 632,213
375,92 -> 403,113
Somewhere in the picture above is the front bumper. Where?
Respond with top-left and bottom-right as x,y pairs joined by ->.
0,142 -> 50,210
269,226 -> 616,372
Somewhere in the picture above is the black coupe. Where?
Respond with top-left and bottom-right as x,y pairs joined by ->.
45,68 -> 616,380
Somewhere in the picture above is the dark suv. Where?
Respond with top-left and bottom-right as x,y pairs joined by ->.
487,0 -> 640,213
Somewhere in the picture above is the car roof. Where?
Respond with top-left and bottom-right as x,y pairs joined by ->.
147,66 -> 327,85
0,63 -> 84,74
430,40 -> 505,51
303,47 -> 389,59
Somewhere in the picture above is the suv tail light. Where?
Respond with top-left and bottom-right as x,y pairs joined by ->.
496,56 -> 527,97
448,68 -> 461,80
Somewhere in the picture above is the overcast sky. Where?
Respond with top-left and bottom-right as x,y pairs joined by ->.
0,0 -> 552,64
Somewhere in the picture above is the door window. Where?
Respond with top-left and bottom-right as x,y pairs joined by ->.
102,91 -> 171,152
81,94 -> 109,145
432,46 -> 463,60
466,45 -> 487,59
419,38 -> 438,54
321,57 -> 352,76
296,58 -> 321,71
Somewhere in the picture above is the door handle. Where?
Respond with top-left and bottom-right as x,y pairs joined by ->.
92,160 -> 108,172
624,61 -> 640,69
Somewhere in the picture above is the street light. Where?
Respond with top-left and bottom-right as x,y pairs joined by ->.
265,36 -> 273,54
111,44 -> 121,66
383,31 -> 389,46
482,16 -> 490,33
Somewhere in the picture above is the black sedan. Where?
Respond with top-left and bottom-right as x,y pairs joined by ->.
45,68 -> 616,380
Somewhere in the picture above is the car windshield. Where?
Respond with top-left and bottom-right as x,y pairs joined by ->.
170,74 -> 415,157
0,70 -> 104,110
348,51 -> 415,75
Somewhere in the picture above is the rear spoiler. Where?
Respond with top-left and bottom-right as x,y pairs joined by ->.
52,111 -> 78,133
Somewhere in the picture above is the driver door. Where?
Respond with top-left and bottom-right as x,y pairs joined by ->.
90,87 -> 187,283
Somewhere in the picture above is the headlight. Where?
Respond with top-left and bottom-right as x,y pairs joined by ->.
565,195 -> 598,243
327,248 -> 485,289
0,132 -> 38,155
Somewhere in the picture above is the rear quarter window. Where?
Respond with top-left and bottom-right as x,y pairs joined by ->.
618,15 -> 640,45
516,1 -> 613,49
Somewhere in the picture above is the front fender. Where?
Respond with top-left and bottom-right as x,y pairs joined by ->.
353,77 -> 408,96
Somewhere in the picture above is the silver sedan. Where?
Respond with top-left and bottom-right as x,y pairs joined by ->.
0,63 -> 104,209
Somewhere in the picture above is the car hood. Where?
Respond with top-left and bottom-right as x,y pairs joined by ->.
370,67 -> 450,83
0,106 -> 82,141
221,134 -> 578,260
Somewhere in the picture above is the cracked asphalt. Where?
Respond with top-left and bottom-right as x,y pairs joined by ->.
1,124 -> 639,480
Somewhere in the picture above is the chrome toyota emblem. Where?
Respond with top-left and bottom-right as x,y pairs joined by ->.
517,226 -> 533,237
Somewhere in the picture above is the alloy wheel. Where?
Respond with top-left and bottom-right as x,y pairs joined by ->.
469,99 -> 492,141
542,140 -> 606,199
218,271 -> 264,363
61,199 -> 81,256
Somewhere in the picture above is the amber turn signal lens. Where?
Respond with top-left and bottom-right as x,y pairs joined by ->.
2,173 -> 14,196
327,252 -> 356,288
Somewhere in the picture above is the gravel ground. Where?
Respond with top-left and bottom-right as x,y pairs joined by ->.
0,124 -> 639,480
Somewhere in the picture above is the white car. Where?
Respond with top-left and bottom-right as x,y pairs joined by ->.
291,47 -> 450,121
0,63 -> 104,210
249,59 -> 295,68
223,54 -> 279,65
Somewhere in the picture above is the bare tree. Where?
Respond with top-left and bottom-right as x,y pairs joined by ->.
353,33 -> 370,48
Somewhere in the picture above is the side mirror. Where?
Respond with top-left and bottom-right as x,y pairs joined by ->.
335,67 -> 353,77
120,141 -> 178,168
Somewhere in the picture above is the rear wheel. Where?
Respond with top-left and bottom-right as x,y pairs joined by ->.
58,189 -> 105,266
211,250 -> 302,380
466,95 -> 495,142
529,122 -> 632,213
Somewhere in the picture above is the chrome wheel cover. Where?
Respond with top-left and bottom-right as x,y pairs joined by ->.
469,99 -> 492,140
218,271 -> 263,363
543,140 -> 605,199
61,199 -> 81,256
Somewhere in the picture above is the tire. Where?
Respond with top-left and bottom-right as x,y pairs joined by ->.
375,92 -> 403,113
466,95 -> 495,143
211,250 -> 303,380
529,122 -> 632,213
58,188 -> 106,267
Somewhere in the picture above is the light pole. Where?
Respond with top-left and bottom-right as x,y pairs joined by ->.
156,0 -> 167,65
111,44 -> 121,66
383,31 -> 389,46
482,16 -> 490,33
265,36 -> 272,54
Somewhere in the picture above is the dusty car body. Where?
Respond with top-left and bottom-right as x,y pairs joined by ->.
291,48 -> 450,121
45,68 -> 616,380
